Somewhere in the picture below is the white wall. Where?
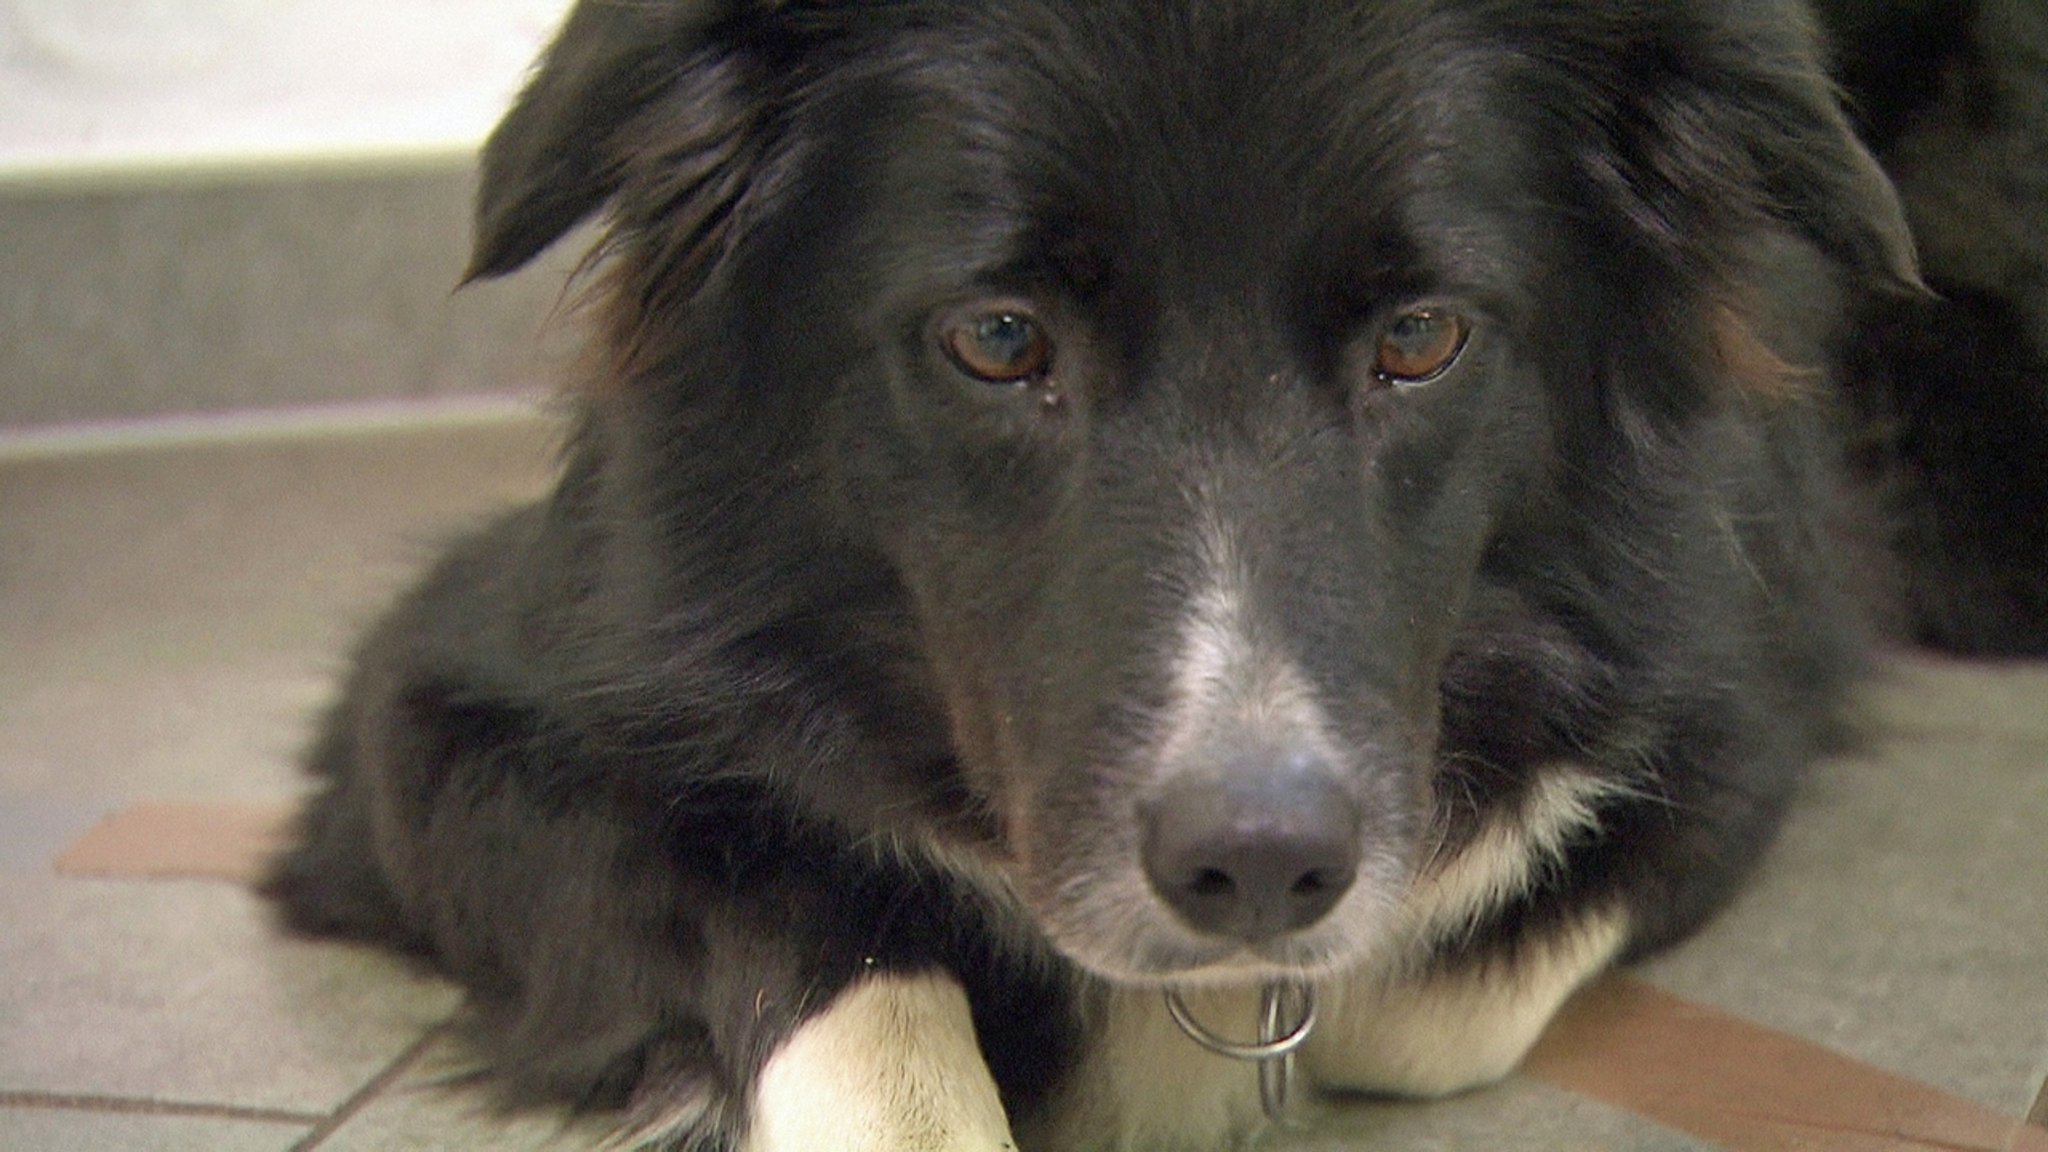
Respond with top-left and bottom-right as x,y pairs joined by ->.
0,0 -> 572,178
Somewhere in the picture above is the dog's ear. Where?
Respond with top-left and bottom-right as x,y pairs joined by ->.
1568,8 -> 1921,294
1753,83 -> 1923,294
466,0 -> 764,282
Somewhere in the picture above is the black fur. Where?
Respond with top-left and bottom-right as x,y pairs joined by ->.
1821,0 -> 2048,653
265,2 -> 2048,1148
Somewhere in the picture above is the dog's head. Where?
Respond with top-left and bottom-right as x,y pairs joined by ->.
472,1 -> 1914,985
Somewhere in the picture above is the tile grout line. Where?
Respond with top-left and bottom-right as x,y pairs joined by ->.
289,1022 -> 453,1152
0,1089 -> 323,1126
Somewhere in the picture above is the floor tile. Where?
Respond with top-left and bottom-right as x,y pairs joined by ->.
0,795 -> 120,871
53,801 -> 293,884
0,414 -> 556,798
1639,711 -> 2048,1117
1867,654 -> 2048,740
308,1033 -> 609,1152
0,1106 -> 306,1152
0,874 -> 459,1114
1282,1077 -> 1708,1151
318,1034 -> 1688,1152
4,418 -> 2043,1150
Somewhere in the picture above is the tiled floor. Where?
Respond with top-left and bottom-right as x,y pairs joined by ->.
2,407 -> 2044,1151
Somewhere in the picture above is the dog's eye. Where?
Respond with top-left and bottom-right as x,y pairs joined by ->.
943,311 -> 1054,385
1373,308 -> 1470,385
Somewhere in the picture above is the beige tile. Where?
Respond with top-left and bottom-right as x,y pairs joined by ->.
1864,652 -> 2048,740
1291,1078 -> 1709,1152
0,1107 -> 306,1152
0,875 -> 458,1114
315,1036 -> 1688,1152
0,416 -> 556,798
0,795 -> 119,871
312,1033 -> 611,1152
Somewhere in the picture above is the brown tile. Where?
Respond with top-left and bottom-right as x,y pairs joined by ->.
1527,977 -> 2048,1152
54,801 -> 292,884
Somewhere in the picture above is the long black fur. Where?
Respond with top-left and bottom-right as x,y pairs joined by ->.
265,2 -> 2048,1149
1821,0 -> 2048,652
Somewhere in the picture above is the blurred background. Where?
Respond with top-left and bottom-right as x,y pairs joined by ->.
0,0 -> 577,434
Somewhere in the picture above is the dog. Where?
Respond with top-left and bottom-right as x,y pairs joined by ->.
264,1 -> 2048,1149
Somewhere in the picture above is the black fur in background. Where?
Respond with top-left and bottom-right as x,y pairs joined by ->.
1821,0 -> 2048,653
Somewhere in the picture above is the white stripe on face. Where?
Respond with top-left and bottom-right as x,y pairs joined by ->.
1150,500 -> 1344,787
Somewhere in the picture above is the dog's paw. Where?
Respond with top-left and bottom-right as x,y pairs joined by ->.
746,972 -> 1018,1152
1302,909 -> 1628,1098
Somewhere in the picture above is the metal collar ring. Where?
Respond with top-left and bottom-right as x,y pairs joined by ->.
1163,981 -> 1317,1120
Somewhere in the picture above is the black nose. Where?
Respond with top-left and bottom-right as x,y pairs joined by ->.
1140,751 -> 1360,944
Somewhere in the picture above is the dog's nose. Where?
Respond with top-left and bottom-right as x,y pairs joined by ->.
1140,751 -> 1360,944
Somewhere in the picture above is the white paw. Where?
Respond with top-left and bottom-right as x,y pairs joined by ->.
1302,909 -> 1628,1098
746,972 -> 1018,1152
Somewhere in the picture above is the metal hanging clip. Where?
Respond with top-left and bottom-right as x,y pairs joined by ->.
1164,980 -> 1317,1121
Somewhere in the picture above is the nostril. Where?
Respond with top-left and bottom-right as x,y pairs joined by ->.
1290,869 -> 1337,897
1191,868 -> 1237,899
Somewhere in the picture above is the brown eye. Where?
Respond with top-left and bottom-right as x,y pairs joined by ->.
1373,308 -> 1470,385
943,311 -> 1054,385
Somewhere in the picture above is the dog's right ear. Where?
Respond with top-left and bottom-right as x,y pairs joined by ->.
465,0 -> 749,282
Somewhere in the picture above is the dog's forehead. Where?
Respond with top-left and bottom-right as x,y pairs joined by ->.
862,2 -> 1525,292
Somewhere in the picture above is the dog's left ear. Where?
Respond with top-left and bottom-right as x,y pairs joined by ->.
1577,8 -> 1921,294
1756,82 -> 1923,294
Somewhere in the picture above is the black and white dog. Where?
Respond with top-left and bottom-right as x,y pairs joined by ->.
265,1 -> 2048,1149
